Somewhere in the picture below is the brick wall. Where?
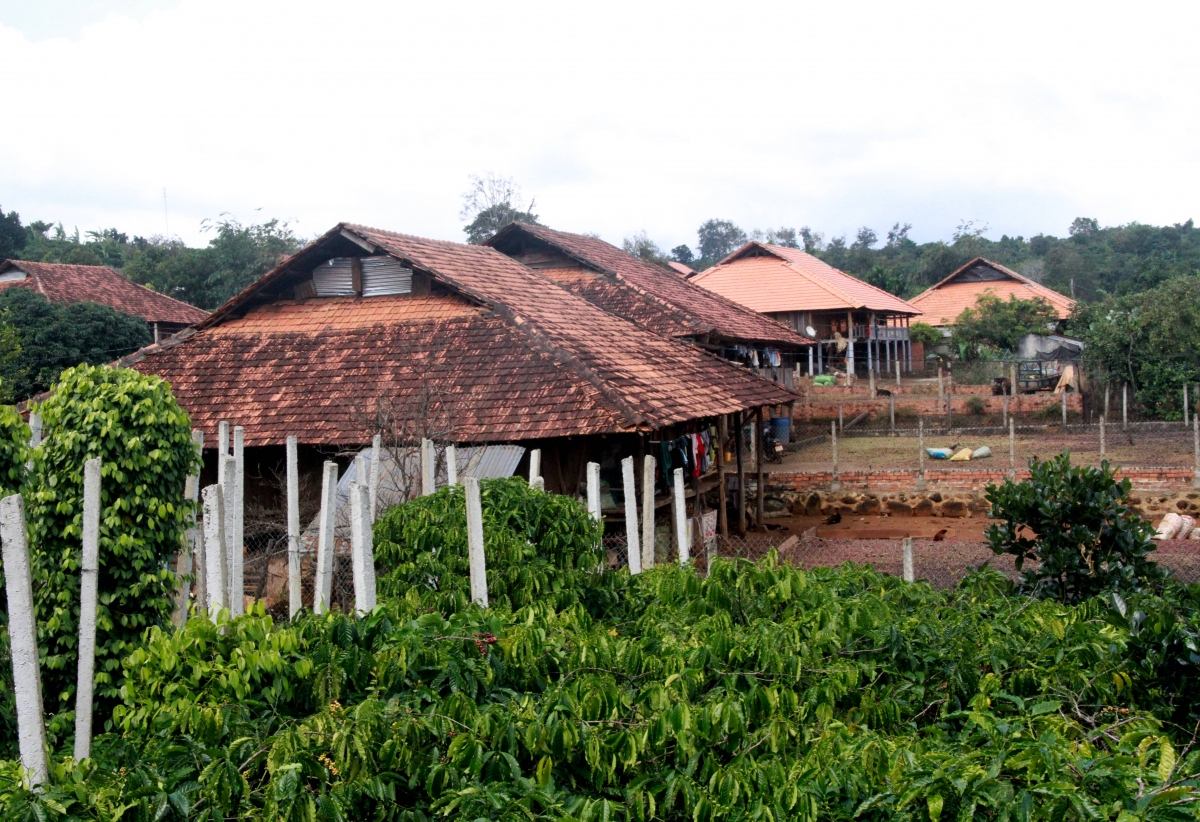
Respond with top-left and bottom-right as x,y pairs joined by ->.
793,392 -> 1081,421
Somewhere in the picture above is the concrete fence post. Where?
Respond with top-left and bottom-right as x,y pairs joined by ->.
1123,383 -> 1128,430
369,434 -> 383,518
230,427 -> 244,617
586,462 -> 601,522
286,436 -> 301,619
530,476 -> 545,492
1009,363 -> 1017,397
937,369 -> 944,401
0,494 -> 49,786
1061,391 -> 1067,428
464,476 -> 488,607
202,485 -> 227,619
830,421 -> 840,491
1002,394 -> 1008,428
868,367 -> 876,400
641,455 -> 656,571
621,456 -> 641,574
838,403 -> 844,433
902,536 -> 914,583
74,458 -> 102,761
350,483 -> 376,615
529,449 -> 541,484
889,395 -> 895,436
1099,415 -> 1106,461
218,420 -> 229,486
313,461 -> 338,614
673,467 -> 688,565
1104,383 -> 1110,419
445,443 -> 458,486
1194,416 -> 1199,490
421,438 -> 435,496
221,457 -> 239,617
917,418 -> 927,491
1009,418 -> 1016,477
26,413 -> 41,470
1186,385 -> 1191,427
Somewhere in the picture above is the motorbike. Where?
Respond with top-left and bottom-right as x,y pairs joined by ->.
762,422 -> 785,463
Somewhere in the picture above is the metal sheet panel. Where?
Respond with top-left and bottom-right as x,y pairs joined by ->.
361,257 -> 412,297
312,258 -> 355,296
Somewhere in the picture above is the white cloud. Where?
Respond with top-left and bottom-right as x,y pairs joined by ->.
1,0 -> 1197,251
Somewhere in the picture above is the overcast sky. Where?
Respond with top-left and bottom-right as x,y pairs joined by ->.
1,0 -> 1197,251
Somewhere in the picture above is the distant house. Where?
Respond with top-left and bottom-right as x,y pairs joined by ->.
908,257 -> 1075,329
485,223 -> 813,385
690,242 -> 921,376
0,259 -> 207,340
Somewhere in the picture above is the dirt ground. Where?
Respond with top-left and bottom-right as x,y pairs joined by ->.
726,512 -> 1200,588
775,428 -> 1197,472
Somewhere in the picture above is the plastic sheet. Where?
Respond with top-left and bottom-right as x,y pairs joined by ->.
1155,513 -> 1184,539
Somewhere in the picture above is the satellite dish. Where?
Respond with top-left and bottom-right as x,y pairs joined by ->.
805,326 -> 817,338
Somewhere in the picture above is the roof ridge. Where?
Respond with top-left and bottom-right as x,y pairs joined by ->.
913,257 -> 1074,308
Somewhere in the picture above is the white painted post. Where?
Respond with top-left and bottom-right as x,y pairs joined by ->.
868,367 -> 876,400
917,418 -> 926,491
1104,383 -> 1110,419
349,483 -> 376,615
445,443 -> 458,486
218,420 -> 229,480
74,458 -> 101,761
896,355 -> 901,385
221,456 -> 240,617
830,421 -> 840,491
25,413 -> 41,470
621,456 -> 641,574
902,536 -> 914,583
464,476 -> 488,607
0,494 -> 49,786
586,462 -> 601,522
421,438 -> 435,496
313,461 -> 338,614
1061,390 -> 1067,428
201,485 -> 227,619
1002,394 -> 1008,428
354,453 -> 366,494
286,436 -> 301,619
1009,417 -> 1016,475
889,395 -> 895,436
529,449 -> 541,484
531,477 -> 545,491
369,434 -> 382,518
641,455 -> 656,571
807,346 -> 813,376
1123,383 -> 1128,430
1186,385 -> 1191,427
673,467 -> 689,564
1099,415 -> 1106,461
838,403 -> 844,432
231,427 -> 245,616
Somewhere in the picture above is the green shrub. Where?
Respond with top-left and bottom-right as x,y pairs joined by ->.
985,452 -> 1163,603
965,394 -> 987,415
25,364 -> 199,726
374,477 -> 611,614
908,321 -> 943,346
0,405 -> 27,497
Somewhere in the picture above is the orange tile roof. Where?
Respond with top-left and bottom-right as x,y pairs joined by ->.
908,257 -> 1075,326
0,259 -> 207,325
127,223 -> 796,447
691,243 -> 920,317
486,223 -> 812,347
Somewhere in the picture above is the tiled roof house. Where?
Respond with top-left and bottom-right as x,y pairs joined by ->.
691,242 -> 921,377
0,259 -> 207,338
485,223 -> 813,385
908,257 -> 1075,327
124,223 -> 796,497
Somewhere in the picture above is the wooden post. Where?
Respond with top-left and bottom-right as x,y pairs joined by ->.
0,494 -> 49,785
230,426 -> 244,617
202,485 -> 227,619
463,477 -> 488,607
1186,386 -> 1191,427
902,536 -> 914,583
1123,383 -> 1128,429
755,408 -> 765,532
586,462 -> 601,521
1194,416 -> 1199,490
286,436 -> 301,619
716,416 -> 728,538
735,412 -> 746,535
868,366 -> 876,400
641,455 -> 656,571
369,434 -> 383,517
672,467 -> 688,564
350,483 -> 376,615
1009,418 -> 1016,476
917,418 -> 926,491
421,438 -> 435,496
529,448 -> 541,484
313,461 -> 337,614
74,458 -> 101,762
445,443 -> 458,486
889,395 -> 895,436
621,456 -> 641,574
1099,415 -> 1106,461
831,420 -> 840,491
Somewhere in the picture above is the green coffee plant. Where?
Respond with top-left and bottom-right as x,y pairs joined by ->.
986,452 -> 1164,603
0,404 -> 26,496
24,364 -> 199,729
374,477 -> 613,614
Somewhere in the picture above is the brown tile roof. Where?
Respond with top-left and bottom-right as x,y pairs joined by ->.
907,257 -> 1076,326
0,260 -> 208,325
127,223 -> 796,447
692,242 -> 920,317
667,261 -> 695,277
486,223 -> 812,347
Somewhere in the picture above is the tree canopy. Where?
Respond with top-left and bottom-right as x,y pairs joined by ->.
460,173 -> 540,244
951,293 -> 1059,359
